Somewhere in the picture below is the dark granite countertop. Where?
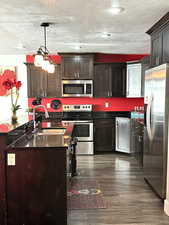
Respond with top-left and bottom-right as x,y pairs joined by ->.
12,121 -> 74,149
0,114 -> 31,134
92,111 -> 131,119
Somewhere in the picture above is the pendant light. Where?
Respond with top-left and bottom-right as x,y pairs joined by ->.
34,23 -> 55,73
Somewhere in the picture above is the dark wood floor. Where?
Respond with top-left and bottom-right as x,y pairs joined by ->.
68,153 -> 169,225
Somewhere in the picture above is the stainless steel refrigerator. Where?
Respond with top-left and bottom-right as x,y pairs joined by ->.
144,63 -> 169,199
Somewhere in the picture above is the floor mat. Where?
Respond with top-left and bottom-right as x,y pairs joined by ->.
68,179 -> 107,209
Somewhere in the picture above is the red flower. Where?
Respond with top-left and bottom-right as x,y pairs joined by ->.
0,70 -> 16,96
2,79 -> 14,90
15,81 -> 22,90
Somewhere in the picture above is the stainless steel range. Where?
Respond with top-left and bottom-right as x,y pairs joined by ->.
62,104 -> 93,155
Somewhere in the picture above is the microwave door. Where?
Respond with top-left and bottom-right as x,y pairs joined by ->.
63,83 -> 85,97
62,80 -> 93,97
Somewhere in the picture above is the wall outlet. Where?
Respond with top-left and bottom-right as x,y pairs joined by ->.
105,102 -> 109,108
47,122 -> 51,128
47,103 -> 50,108
7,153 -> 15,166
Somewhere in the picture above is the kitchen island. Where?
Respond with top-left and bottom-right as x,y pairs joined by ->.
0,118 -> 74,225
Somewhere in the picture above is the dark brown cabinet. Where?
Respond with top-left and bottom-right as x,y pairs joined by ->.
27,64 -> 61,98
130,120 -> 144,168
61,54 -> 94,79
151,32 -> 162,67
6,148 -> 67,225
111,63 -> 126,97
94,63 -> 112,97
162,25 -> 169,63
147,12 -> 169,67
94,63 -> 126,97
27,64 -> 47,98
46,65 -> 61,97
94,119 -> 115,153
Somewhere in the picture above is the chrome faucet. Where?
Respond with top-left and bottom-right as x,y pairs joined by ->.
33,105 -> 49,130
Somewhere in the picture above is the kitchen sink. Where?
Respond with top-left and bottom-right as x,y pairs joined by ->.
36,128 -> 66,135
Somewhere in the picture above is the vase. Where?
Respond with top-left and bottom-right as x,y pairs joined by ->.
11,111 -> 18,124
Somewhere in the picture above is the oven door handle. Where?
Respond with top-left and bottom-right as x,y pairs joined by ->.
63,120 -> 93,123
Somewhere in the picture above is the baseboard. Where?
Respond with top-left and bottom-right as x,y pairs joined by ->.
164,199 -> 169,216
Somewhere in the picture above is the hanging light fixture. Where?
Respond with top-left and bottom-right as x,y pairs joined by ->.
34,22 -> 55,73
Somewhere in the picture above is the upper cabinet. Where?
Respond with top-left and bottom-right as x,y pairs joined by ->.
27,64 -> 61,98
147,12 -> 169,67
140,56 -> 150,97
126,63 -> 142,98
94,63 -> 126,98
111,63 -> 126,97
94,63 -> 112,97
60,54 -> 94,79
162,25 -> 169,63
151,32 -> 162,66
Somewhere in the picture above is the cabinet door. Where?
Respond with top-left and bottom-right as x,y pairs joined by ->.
162,26 -> 169,63
94,119 -> 115,153
126,63 -> 142,97
61,56 -> 79,79
61,55 -> 94,79
78,55 -> 94,79
27,65 -> 47,98
94,64 -> 112,97
151,33 -> 162,67
115,117 -> 130,153
6,149 -> 66,225
46,65 -> 61,97
141,56 -> 150,97
111,63 -> 126,97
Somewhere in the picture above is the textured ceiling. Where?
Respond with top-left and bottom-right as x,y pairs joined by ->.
0,0 -> 169,55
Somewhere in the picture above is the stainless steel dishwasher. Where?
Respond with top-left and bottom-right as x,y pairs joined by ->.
115,117 -> 131,153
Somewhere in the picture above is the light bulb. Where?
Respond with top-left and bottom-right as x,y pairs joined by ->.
47,64 -> 55,73
34,54 -> 43,67
42,59 -> 50,71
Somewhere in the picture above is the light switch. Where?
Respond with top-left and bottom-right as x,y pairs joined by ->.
7,153 -> 15,166
47,103 -> 50,108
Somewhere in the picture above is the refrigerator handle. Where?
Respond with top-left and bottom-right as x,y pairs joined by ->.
146,95 -> 153,140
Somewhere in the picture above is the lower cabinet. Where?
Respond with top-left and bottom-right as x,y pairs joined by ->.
94,119 -> 115,153
6,148 -> 68,225
130,120 -> 144,167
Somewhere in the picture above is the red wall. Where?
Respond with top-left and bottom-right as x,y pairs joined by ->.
26,55 -> 61,64
28,97 -> 144,112
27,53 -> 146,112
26,53 -> 148,64
95,53 -> 148,63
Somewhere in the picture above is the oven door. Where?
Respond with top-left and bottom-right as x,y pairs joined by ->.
63,121 -> 93,141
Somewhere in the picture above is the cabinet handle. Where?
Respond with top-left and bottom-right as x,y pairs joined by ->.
138,135 -> 142,142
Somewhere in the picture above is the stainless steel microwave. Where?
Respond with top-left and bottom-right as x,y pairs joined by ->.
62,80 -> 93,97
